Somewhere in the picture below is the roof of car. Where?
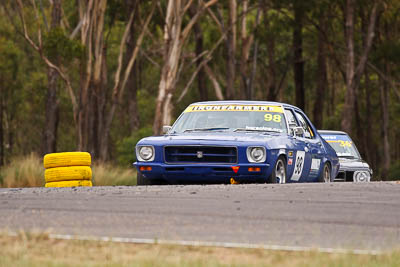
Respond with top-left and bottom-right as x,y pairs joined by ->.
318,130 -> 348,135
191,100 -> 299,110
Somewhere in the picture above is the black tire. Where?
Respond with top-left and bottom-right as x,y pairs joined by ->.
267,156 -> 287,184
318,163 -> 331,183
136,172 -> 156,186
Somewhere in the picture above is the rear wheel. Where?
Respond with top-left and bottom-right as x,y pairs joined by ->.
268,156 -> 286,184
318,163 -> 331,183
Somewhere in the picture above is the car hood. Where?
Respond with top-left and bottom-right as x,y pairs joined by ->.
138,132 -> 285,145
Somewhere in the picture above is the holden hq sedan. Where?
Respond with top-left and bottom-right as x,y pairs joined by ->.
319,130 -> 372,182
134,101 -> 339,185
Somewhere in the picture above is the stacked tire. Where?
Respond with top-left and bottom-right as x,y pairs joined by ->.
44,152 -> 93,188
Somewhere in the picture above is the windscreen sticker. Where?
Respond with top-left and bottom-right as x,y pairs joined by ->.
321,135 -> 337,140
245,126 -> 283,132
327,140 -> 352,147
290,151 -> 305,181
321,134 -> 352,142
264,113 -> 282,122
184,105 -> 284,113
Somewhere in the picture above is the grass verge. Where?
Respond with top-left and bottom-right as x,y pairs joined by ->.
0,153 -> 44,188
91,163 -> 136,186
0,154 -> 137,187
0,231 -> 399,267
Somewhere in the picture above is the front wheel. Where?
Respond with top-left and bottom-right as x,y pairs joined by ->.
268,156 -> 286,184
318,163 -> 331,183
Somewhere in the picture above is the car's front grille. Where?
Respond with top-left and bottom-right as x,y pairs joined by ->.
334,171 -> 355,182
164,146 -> 237,164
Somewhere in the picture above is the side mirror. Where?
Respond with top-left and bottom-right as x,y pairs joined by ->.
162,125 -> 172,134
291,126 -> 304,137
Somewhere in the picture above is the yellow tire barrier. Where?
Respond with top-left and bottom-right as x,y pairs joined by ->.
45,180 -> 93,188
44,152 -> 91,169
45,166 -> 92,183
43,152 -> 93,188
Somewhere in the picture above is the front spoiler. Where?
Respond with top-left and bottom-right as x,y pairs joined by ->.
134,162 -> 271,184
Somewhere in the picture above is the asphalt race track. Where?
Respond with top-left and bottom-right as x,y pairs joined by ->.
1,182 -> 400,253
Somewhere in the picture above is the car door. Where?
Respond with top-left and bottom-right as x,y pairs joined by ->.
294,110 -> 324,182
284,108 -> 312,182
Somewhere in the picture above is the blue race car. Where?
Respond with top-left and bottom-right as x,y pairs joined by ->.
134,101 -> 339,185
319,130 -> 372,182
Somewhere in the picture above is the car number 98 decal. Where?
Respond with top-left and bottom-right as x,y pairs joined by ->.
291,151 -> 305,181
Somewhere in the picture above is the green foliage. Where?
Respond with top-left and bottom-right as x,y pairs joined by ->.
43,27 -> 84,62
116,126 -> 153,166
137,89 -> 157,125
389,161 -> 400,181
373,40 -> 400,65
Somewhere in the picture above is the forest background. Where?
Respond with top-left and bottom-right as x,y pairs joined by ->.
0,0 -> 399,183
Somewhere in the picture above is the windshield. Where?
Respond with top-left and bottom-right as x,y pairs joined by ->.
320,134 -> 360,158
171,104 -> 288,134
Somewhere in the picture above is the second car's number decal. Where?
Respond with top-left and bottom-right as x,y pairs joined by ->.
291,151 -> 305,181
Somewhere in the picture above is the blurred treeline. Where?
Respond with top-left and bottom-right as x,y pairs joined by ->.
0,0 -> 399,180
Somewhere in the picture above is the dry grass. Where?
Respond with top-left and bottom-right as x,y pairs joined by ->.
0,153 -> 44,188
91,163 -> 136,186
0,231 -> 400,267
0,154 -> 137,188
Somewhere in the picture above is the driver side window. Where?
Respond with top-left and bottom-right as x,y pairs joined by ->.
284,109 -> 298,127
294,111 -> 314,139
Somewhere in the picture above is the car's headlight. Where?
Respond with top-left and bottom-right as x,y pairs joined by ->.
247,147 -> 266,163
136,146 -> 155,161
353,170 -> 370,182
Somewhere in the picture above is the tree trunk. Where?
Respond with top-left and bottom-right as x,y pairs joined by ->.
226,0 -> 237,99
42,0 -> 61,155
248,6 -> 261,100
128,62 -> 140,132
153,0 -> 217,135
153,0 -> 183,135
205,64 -> 224,100
363,69 -> 374,169
341,1 -> 378,135
293,2 -> 305,110
126,0 -> 140,131
312,14 -> 327,129
353,91 -> 365,156
342,0 -> 355,134
379,76 -> 390,180
263,6 -> 277,101
239,0 -> 251,99
43,68 -> 60,154
77,0 -> 108,160
190,5 -> 208,101
0,88 -> 3,166
77,0 -> 94,152
100,1 -> 156,158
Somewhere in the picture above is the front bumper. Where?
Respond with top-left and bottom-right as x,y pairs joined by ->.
335,168 -> 372,182
134,162 -> 271,184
